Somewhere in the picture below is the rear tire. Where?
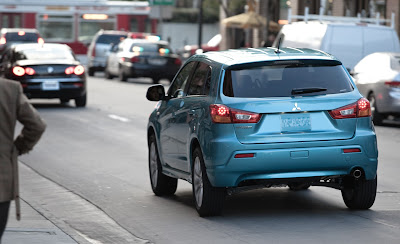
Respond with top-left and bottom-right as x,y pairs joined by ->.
119,70 -> 127,82
192,147 -> 226,217
368,93 -> 384,125
148,135 -> 177,196
88,68 -> 95,77
75,94 -> 87,107
341,176 -> 377,210
104,67 -> 113,79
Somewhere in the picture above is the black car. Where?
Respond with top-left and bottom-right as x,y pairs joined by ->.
0,43 -> 87,107
0,28 -> 43,57
105,38 -> 182,83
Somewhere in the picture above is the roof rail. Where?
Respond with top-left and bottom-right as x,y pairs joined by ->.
288,7 -> 395,28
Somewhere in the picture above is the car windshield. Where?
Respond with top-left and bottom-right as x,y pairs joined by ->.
130,43 -> 172,54
15,47 -> 75,61
5,32 -> 39,42
97,34 -> 126,44
223,60 -> 354,98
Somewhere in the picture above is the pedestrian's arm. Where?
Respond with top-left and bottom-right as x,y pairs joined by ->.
14,85 -> 46,155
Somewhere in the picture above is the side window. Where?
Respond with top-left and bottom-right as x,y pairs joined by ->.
187,62 -> 211,96
168,61 -> 196,99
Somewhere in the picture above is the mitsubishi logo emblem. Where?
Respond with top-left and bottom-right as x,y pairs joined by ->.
47,67 -> 54,73
292,102 -> 301,111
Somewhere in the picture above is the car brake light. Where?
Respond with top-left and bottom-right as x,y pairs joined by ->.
384,81 -> 400,87
0,37 -> 6,45
65,65 -> 85,75
210,104 -> 261,123
130,56 -> 140,63
38,37 -> 44,44
25,67 -> 35,75
329,98 -> 371,119
74,65 -> 85,75
174,58 -> 182,66
91,47 -> 96,58
18,31 -> 25,36
13,66 -> 25,76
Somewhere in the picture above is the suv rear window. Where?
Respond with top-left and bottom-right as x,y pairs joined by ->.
223,60 -> 353,98
96,34 -> 127,44
5,32 -> 39,42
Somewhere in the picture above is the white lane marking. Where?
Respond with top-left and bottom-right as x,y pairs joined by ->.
76,231 -> 104,244
108,114 -> 130,123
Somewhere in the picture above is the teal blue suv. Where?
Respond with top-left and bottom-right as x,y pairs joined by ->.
146,47 -> 378,216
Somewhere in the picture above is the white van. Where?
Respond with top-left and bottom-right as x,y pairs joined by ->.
273,21 -> 400,70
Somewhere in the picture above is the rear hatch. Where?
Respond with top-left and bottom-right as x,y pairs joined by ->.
221,59 -> 359,144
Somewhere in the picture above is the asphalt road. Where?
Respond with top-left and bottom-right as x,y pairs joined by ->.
18,74 -> 400,244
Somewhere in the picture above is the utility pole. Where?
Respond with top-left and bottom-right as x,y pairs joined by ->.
198,0 -> 203,52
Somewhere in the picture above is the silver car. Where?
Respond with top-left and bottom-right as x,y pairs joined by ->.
352,52 -> 400,124
87,30 -> 127,76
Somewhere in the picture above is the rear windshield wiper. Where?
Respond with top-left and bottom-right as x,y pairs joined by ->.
291,87 -> 327,95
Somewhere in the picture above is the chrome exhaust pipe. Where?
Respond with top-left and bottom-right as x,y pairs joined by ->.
352,169 -> 362,179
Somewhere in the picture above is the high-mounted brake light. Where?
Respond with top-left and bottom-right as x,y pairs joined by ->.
18,31 -> 25,36
328,98 -> 371,119
210,104 -> 261,124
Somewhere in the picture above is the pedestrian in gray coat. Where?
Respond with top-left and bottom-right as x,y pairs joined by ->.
0,78 -> 46,241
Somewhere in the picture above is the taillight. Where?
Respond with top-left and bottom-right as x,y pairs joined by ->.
174,58 -> 182,66
74,65 -> 85,75
65,65 -> 85,75
130,56 -> 140,63
13,66 -> 25,76
0,37 -> 6,45
329,98 -> 371,119
25,67 -> 35,75
384,81 -> 400,88
210,104 -> 261,123
90,47 -> 96,58
38,37 -> 44,44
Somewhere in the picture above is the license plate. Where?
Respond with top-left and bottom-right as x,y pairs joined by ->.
42,80 -> 59,91
148,58 -> 167,65
281,113 -> 311,132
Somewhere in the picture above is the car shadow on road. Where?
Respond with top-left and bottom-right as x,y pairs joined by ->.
164,187 -> 351,218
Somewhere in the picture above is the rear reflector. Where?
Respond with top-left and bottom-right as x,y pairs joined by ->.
343,148 -> 361,153
234,153 -> 255,158
384,81 -> 400,87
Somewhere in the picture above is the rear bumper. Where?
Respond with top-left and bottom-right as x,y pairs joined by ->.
23,80 -> 86,99
204,123 -> 378,187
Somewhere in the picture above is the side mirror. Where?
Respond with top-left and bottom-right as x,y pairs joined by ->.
146,84 -> 166,101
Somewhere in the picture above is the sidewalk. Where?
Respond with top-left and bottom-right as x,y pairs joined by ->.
2,200 -> 77,244
2,162 -> 149,244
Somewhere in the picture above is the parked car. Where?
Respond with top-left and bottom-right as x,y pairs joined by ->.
273,21 -> 400,70
0,43 -> 87,107
0,28 -> 43,56
87,30 -> 128,76
146,47 -> 378,216
352,52 -> 400,124
177,34 -> 221,60
105,38 -> 182,83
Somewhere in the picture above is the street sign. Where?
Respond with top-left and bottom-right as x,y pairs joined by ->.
150,0 -> 174,6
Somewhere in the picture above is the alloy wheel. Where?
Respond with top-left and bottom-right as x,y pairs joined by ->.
193,157 -> 203,207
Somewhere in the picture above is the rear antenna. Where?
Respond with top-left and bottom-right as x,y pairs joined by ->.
275,37 -> 282,54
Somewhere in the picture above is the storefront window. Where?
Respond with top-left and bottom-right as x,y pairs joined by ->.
130,18 -> 138,32
2,15 -> 9,28
38,15 -> 73,41
79,14 -> 115,44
